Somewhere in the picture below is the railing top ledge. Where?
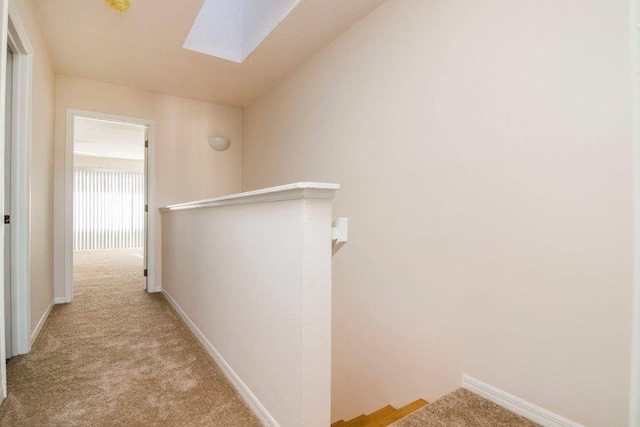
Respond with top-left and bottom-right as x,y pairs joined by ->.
159,182 -> 340,212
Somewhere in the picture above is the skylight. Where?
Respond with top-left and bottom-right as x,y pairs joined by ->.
183,0 -> 301,63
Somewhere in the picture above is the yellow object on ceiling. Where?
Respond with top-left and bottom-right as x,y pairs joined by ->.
106,0 -> 130,12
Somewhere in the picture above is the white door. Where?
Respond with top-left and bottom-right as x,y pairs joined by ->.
0,0 -> 10,400
3,44 -> 11,360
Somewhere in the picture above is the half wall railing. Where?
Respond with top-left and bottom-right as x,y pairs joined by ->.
160,182 -> 340,426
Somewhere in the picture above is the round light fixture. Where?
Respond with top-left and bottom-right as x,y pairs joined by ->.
106,0 -> 130,12
208,136 -> 231,152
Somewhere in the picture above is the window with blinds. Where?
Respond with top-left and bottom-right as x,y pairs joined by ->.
73,169 -> 144,250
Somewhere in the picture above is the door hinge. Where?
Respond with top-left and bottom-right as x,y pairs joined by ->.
145,204 -> 148,212
4,215 -> 9,224
144,269 -> 147,277
145,140 -> 149,148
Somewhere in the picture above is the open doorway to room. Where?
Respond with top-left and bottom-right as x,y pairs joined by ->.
66,112 -> 156,302
2,4 -> 35,370
4,43 -> 14,362
73,117 -> 146,296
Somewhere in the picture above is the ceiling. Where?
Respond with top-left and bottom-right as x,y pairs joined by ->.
184,0 -> 302,63
74,117 -> 145,160
33,0 -> 386,107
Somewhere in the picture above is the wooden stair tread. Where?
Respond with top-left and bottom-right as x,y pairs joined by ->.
332,398 -> 427,427
364,405 -> 396,422
343,414 -> 367,426
372,398 -> 429,426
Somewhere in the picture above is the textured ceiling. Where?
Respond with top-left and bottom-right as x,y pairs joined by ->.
33,0 -> 386,107
74,117 -> 145,160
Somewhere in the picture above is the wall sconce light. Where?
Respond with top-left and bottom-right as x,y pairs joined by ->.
208,136 -> 231,152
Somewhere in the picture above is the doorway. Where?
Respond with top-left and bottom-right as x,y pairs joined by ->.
64,111 -> 156,302
3,44 -> 12,360
2,4 -> 35,364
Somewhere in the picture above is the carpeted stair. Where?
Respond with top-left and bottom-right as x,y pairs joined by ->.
333,388 -> 540,427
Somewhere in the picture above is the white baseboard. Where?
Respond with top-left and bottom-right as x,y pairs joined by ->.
54,297 -> 68,304
30,299 -> 54,345
161,289 -> 278,427
462,374 -> 583,427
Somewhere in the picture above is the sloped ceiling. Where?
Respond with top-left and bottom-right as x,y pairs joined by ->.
33,0 -> 386,107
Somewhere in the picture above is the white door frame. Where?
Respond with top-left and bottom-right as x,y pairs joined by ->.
0,0 -> 7,401
632,0 -> 640,426
64,109 -> 157,302
6,2 -> 33,358
0,0 -> 30,399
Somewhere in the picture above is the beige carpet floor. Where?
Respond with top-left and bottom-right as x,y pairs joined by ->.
391,389 -> 539,427
0,249 -> 260,426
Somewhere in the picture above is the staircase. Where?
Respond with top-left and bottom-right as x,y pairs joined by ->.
331,399 -> 428,427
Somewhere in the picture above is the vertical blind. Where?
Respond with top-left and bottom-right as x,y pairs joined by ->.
74,169 -> 144,250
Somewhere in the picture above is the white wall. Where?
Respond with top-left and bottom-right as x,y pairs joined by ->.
242,0 -> 633,425
53,75 -> 242,298
10,0 -> 56,336
161,185 -> 335,426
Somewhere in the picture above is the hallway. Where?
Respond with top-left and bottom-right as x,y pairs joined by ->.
0,249 -> 259,425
